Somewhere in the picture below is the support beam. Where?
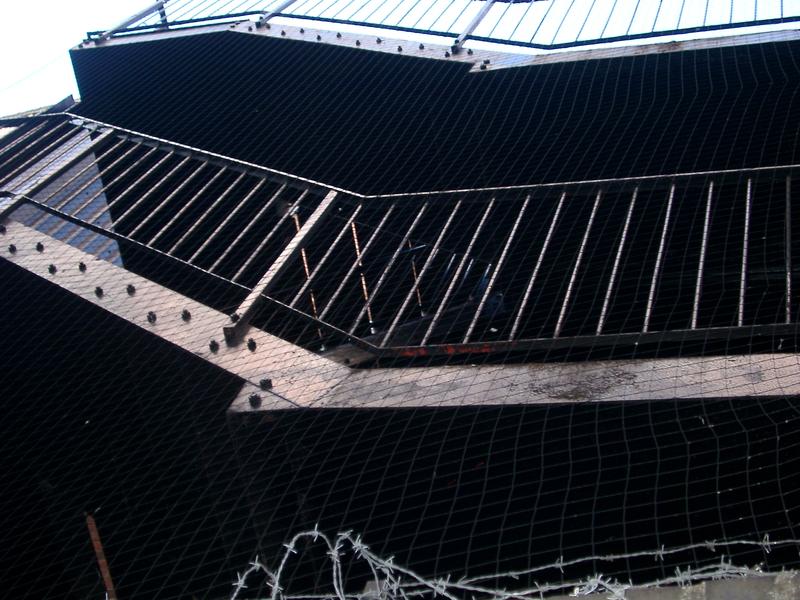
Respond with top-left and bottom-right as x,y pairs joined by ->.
224,190 -> 339,343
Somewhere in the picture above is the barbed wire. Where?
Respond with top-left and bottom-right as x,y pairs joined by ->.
230,529 -> 800,600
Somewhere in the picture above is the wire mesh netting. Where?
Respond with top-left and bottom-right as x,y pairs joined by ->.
2,2 -> 800,599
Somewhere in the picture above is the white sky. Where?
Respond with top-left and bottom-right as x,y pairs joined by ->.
0,1 -> 151,117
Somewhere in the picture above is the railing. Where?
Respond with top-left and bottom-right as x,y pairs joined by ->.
86,0 -> 800,51
1,114 -> 797,361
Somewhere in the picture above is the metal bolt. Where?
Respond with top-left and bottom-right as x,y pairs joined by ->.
445,51 -> 450,58
35,242 -> 44,252
230,313 -> 240,323
78,262 -> 87,272
147,311 -> 157,324
376,37 -> 382,44
95,286 -> 104,298
355,40 -> 361,46
247,338 -> 257,352
419,43 -> 425,50
316,34 -> 321,41
467,48 -> 473,55
248,26 -> 252,31
48,264 -> 57,274
248,393 -> 262,408
126,284 -> 136,296
336,32 -> 341,38
8,244 -> 16,254
483,58 -> 490,64
397,46 -> 402,52
0,224 -> 5,234
209,340 -> 219,353
280,30 -> 286,36
181,308 -> 191,321
260,378 -> 273,390
480,63 -> 487,70
300,28 -> 305,33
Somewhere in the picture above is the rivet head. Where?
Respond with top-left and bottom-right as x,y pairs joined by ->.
300,28 -> 305,33
95,286 -> 104,298
376,37 -> 382,44
480,63 -> 487,70
355,40 -> 361,46
316,34 -> 321,41
336,32 -> 341,38
445,51 -> 451,58
467,48 -> 473,55
126,284 -> 136,296
78,262 -> 87,272
147,311 -> 157,324
35,242 -> 44,252
483,58 -> 490,64
0,224 -> 6,234
8,244 -> 16,254
260,378 -> 273,390
419,43 -> 424,50
48,264 -> 57,274
280,30 -> 286,36
230,313 -> 240,323
397,46 -> 402,52
248,26 -> 253,31
181,309 -> 191,322
248,393 -> 262,408
209,340 -> 219,353
247,338 -> 257,352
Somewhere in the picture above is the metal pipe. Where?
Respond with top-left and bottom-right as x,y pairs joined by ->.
421,199 -> 495,345
231,190 -> 308,282
257,0 -> 303,26
738,178 -> 752,327
114,155 -> 191,227
207,183 -> 285,273
508,191 -> 566,341
382,200 -> 463,346
642,184 -> 675,333
691,181 -> 714,330
318,204 -> 396,322
188,178 -> 265,263
464,195 -> 529,343
95,1 -> 169,42
345,204 -> 428,333
169,171 -> 247,254
597,188 -> 638,335
147,167 -> 228,245
85,514 -> 117,600
0,124 -> 81,190
553,190 -> 602,338
289,203 -> 363,308
452,0 -> 497,52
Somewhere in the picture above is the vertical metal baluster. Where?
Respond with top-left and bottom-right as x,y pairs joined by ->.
289,204 -> 363,308
168,171 -> 247,254
188,179 -> 266,263
786,174 -> 793,323
643,184 -> 676,333
691,181 -> 714,330
597,187 -> 638,335
421,199 -> 495,345
207,183 -> 286,273
352,221 -> 377,332
508,191 -> 567,341
463,195 -> 529,343
318,204 -> 396,322
553,190 -> 602,338
346,203 -> 429,334
114,154 -> 190,226
231,190 -> 308,282
128,162 -> 209,238
146,167 -> 228,245
382,200 -> 463,347
738,178 -> 752,327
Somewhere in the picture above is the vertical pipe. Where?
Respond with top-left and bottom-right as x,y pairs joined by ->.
421,199 -> 495,345
643,184 -> 676,333
553,190 -> 602,338
85,514 -> 118,600
463,195 -> 529,343
786,174 -> 793,323
691,181 -> 714,330
597,187 -> 638,335
508,191 -> 567,341
738,178 -> 752,327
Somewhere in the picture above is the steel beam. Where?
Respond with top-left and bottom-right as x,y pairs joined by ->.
224,190 -> 339,343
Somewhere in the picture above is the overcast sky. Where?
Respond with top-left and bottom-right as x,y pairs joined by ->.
0,1 -> 150,116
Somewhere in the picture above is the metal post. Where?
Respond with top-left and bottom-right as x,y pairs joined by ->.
691,181 -> 714,330
738,178 -> 752,327
257,0 -> 303,27
597,188 -> 638,335
85,514 -> 118,600
642,184 -> 675,333
553,190 -> 602,338
452,0 -> 497,53
508,191 -> 566,341
786,175 -> 793,323
224,190 -> 338,343
95,1 -> 169,42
